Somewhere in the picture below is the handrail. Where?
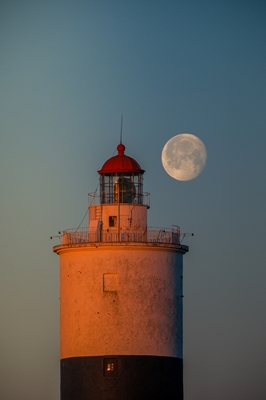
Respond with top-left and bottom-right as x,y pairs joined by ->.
61,226 -> 180,245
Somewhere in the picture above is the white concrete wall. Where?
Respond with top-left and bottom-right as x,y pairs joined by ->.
58,245 -> 184,360
89,204 -> 148,232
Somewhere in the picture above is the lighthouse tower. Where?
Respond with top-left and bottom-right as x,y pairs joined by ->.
53,142 -> 188,400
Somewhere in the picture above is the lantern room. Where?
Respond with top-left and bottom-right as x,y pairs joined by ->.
98,143 -> 146,206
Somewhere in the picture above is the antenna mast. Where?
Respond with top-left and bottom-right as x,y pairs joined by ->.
120,114 -> 123,143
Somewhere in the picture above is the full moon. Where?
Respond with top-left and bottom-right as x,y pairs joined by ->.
161,133 -> 207,181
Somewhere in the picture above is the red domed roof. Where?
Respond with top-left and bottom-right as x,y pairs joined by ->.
98,143 -> 144,174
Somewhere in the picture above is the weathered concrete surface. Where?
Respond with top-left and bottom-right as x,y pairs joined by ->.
57,245 -> 185,360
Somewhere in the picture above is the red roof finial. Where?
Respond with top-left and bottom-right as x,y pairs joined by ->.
117,143 -> 125,156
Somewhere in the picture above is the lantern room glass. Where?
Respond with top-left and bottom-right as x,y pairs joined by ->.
100,172 -> 144,205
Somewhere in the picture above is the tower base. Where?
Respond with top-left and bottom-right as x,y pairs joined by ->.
61,355 -> 183,400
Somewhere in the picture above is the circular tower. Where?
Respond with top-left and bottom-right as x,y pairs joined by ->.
53,143 -> 188,400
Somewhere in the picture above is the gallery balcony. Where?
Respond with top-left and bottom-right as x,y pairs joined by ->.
59,226 -> 182,248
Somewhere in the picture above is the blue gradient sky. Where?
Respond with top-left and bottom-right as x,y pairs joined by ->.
0,1 -> 266,399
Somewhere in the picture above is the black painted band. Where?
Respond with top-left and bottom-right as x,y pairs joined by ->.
61,355 -> 183,400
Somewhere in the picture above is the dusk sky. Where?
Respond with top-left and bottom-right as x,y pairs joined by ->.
1,1 -> 266,399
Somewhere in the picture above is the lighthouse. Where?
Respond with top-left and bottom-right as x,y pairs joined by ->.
53,142 -> 188,400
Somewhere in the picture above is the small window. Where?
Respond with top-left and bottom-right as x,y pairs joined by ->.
103,358 -> 118,377
103,273 -> 118,292
109,216 -> 117,227
107,363 -> 115,372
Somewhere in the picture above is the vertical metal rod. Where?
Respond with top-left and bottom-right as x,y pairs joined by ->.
120,114 -> 123,143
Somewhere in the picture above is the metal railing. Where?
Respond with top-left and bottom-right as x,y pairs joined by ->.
88,192 -> 150,208
62,226 -> 180,246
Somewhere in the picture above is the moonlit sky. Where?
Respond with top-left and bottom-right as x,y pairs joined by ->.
0,1 -> 265,399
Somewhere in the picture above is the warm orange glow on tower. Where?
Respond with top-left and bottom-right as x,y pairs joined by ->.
53,142 -> 188,399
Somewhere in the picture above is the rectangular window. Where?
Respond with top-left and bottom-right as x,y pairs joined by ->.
109,216 -> 117,227
103,358 -> 118,377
